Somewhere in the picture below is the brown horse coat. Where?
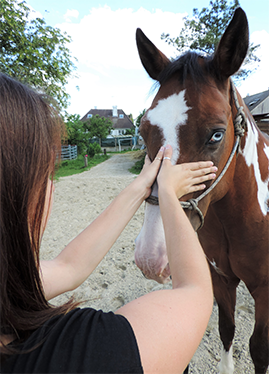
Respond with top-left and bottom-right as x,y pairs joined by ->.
135,8 -> 269,374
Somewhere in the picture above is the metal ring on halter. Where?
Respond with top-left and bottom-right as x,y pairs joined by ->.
163,157 -> 171,160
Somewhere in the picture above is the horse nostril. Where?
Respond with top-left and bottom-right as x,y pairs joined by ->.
141,271 -> 149,279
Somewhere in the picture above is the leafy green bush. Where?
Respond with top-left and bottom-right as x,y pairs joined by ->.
88,142 -> 102,158
65,114 -> 88,154
129,155 -> 145,174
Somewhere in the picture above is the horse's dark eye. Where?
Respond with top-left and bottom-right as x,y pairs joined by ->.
208,131 -> 224,145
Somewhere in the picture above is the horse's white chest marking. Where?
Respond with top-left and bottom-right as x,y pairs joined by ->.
146,90 -> 190,164
240,120 -> 269,216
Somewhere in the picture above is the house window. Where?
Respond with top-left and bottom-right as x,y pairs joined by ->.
119,114 -> 124,118
87,114 -> 93,118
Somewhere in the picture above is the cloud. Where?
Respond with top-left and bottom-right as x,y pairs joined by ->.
60,6 -> 184,71
64,9 -> 79,23
55,6 -> 268,118
57,6 -> 186,117
238,30 -> 269,97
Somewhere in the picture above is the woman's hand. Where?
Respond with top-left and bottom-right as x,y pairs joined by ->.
157,144 -> 218,199
134,146 -> 164,199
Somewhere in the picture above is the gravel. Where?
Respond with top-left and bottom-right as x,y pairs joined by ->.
41,153 -> 264,373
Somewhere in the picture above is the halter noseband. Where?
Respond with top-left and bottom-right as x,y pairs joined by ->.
145,80 -> 247,231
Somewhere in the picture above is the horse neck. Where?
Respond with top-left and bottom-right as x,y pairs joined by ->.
223,106 -> 269,217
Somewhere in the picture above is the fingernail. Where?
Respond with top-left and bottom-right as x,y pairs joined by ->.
160,146 -> 164,151
213,166 -> 218,171
165,144 -> 171,149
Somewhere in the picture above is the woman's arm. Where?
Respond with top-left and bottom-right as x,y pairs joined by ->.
116,145 -> 216,374
40,149 -> 165,300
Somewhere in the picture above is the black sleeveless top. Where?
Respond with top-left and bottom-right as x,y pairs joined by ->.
2,308 -> 143,373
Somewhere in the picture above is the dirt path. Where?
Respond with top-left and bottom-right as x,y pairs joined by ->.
41,153 -> 261,373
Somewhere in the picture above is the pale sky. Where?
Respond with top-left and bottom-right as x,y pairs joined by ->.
26,0 -> 269,119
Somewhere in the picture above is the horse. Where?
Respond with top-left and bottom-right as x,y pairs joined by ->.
134,8 -> 269,374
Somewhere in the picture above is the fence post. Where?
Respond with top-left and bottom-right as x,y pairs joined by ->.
84,154 -> 88,167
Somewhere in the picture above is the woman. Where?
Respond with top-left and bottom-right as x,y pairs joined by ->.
0,73 -> 216,373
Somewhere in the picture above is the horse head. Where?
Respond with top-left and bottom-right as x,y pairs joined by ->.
135,8 -> 250,283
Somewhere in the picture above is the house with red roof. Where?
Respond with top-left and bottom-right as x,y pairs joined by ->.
81,106 -> 135,136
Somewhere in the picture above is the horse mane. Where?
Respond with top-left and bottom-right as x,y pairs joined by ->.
157,51 -> 215,88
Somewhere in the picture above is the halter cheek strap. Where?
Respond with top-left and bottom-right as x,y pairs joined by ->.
145,79 -> 247,231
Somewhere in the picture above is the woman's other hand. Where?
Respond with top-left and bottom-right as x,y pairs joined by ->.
134,146 -> 164,199
157,144 -> 217,199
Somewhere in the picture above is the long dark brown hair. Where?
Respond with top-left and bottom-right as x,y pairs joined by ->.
0,73 -> 77,358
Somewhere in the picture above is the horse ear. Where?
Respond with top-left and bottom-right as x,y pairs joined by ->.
212,7 -> 249,79
136,28 -> 170,80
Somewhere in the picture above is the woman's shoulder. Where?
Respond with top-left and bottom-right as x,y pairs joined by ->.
2,308 -> 143,374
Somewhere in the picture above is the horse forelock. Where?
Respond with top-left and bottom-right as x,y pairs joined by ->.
157,51 -> 215,88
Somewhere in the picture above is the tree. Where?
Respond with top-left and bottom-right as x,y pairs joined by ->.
161,0 -> 260,81
65,114 -> 87,154
125,128 -> 135,136
88,142 -> 102,158
135,109 -> 146,128
128,113 -> 134,123
84,115 -> 113,140
0,0 -> 77,109
124,114 -> 136,135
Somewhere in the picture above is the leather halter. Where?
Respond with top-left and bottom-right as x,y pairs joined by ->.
145,80 -> 248,231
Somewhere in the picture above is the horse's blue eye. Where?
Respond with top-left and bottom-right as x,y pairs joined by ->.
209,131 -> 224,144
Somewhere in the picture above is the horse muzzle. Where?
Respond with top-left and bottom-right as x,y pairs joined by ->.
134,216 -> 171,284
137,260 -> 171,284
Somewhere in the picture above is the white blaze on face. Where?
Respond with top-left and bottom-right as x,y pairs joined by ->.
135,90 -> 191,283
146,90 -> 190,164
240,119 -> 269,216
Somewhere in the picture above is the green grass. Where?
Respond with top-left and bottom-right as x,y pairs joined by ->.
128,155 -> 145,175
54,149 -> 144,179
55,154 -> 110,179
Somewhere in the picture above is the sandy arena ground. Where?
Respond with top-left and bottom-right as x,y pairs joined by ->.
40,152 -> 264,373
